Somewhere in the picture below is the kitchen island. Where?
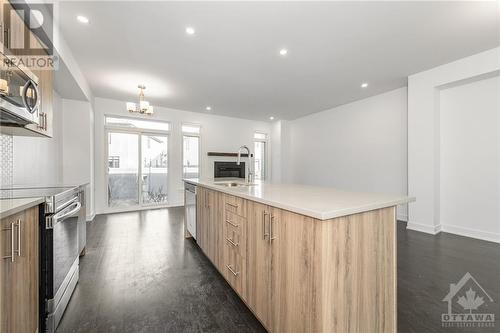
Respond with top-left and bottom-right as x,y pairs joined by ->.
184,178 -> 414,333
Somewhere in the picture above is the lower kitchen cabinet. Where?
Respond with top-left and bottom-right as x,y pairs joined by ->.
196,188 -> 222,268
222,198 -> 247,300
269,208 -> 317,333
195,184 -> 397,333
223,241 -> 246,297
0,206 -> 39,333
246,200 -> 272,329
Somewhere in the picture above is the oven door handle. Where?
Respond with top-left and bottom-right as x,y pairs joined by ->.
53,202 -> 81,224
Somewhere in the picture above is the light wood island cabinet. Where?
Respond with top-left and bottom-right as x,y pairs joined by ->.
189,181 -> 400,333
246,200 -> 272,329
222,194 -> 247,300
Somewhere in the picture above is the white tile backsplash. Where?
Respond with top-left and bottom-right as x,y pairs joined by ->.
1,134 -> 13,187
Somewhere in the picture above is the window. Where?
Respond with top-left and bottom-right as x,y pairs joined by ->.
105,116 -> 170,132
254,132 -> 267,180
182,124 -> 201,179
254,132 -> 267,140
181,124 -> 201,134
107,132 -> 140,207
108,156 -> 120,168
141,135 -> 168,204
105,115 -> 170,208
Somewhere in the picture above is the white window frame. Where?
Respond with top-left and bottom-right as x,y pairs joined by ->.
104,115 -> 171,210
253,131 -> 268,181
181,123 -> 202,179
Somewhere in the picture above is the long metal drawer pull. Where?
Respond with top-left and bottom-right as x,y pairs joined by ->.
226,202 -> 238,209
2,222 -> 16,262
270,215 -> 277,241
226,237 -> 239,247
16,219 -> 21,257
225,219 -> 238,227
226,264 -> 239,276
263,211 -> 269,240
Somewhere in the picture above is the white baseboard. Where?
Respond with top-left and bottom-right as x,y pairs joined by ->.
440,224 -> 500,244
406,220 -> 500,244
96,202 -> 184,216
406,221 -> 442,235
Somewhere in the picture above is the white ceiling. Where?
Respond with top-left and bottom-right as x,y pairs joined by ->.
58,1 -> 499,121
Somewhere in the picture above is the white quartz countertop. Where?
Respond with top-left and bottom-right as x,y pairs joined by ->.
0,197 -> 44,219
184,178 -> 415,220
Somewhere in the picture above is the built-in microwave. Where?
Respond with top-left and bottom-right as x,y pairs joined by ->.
0,52 -> 40,127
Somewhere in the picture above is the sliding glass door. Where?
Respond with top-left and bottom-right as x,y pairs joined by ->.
141,135 -> 168,205
107,132 -> 140,207
107,129 -> 169,208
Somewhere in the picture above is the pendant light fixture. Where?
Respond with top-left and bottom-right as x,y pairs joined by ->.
126,84 -> 154,115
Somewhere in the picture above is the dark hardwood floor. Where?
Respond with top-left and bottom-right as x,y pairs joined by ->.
57,207 -> 500,333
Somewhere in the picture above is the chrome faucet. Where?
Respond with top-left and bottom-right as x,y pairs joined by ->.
237,145 -> 254,183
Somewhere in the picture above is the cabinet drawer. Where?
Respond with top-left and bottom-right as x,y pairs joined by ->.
224,243 -> 246,298
224,195 -> 247,218
224,217 -> 245,256
225,210 -> 246,228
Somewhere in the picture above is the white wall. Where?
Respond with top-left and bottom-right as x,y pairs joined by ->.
94,97 -> 271,214
283,88 -> 409,220
408,47 -> 500,238
13,91 -> 63,185
10,93 -> 96,220
61,99 -> 95,219
270,121 -> 282,183
439,75 -> 499,242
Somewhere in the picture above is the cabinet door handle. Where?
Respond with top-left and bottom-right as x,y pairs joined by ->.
263,211 -> 269,240
226,264 -> 239,276
16,219 -> 21,257
225,219 -> 238,227
226,237 -> 239,247
227,202 -> 238,209
270,215 -> 277,241
39,113 -> 45,130
2,222 -> 15,262
4,28 -> 9,49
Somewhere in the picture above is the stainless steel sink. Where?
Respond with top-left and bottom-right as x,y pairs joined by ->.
214,182 -> 257,187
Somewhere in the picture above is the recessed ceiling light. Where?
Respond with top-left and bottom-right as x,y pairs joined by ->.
76,15 -> 89,24
269,116 -> 275,120
186,27 -> 195,35
279,49 -> 288,56
205,106 -> 212,111
361,82 -> 369,88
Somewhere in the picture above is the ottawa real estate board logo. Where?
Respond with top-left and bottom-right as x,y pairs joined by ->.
2,3 -> 57,70
442,272 -> 495,328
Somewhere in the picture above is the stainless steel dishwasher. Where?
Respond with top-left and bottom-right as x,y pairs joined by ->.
184,183 -> 197,239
